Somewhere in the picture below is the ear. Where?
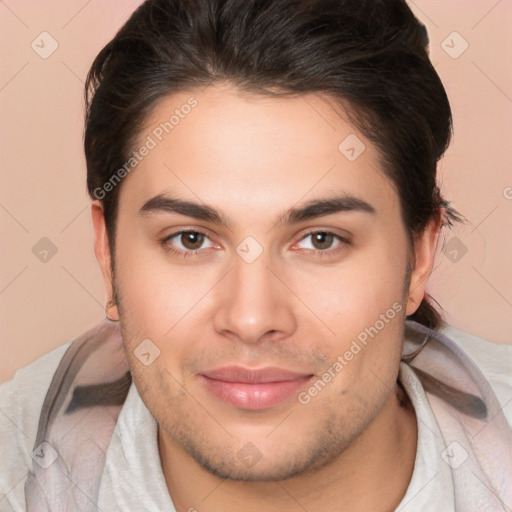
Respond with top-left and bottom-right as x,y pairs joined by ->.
405,210 -> 443,316
91,201 -> 119,321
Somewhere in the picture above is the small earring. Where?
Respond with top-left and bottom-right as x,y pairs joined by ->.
106,298 -> 119,322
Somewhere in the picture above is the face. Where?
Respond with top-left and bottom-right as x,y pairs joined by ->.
93,82 -> 436,481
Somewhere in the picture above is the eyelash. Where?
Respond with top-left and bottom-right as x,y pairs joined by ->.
161,229 -> 212,258
160,229 -> 351,259
297,230 -> 352,258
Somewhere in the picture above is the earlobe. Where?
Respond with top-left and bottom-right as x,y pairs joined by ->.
91,202 -> 119,321
405,211 -> 443,316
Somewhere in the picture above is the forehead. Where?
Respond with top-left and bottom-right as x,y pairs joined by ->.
119,82 -> 398,224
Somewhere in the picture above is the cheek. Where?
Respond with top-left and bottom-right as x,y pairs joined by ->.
115,232 -> 208,329
287,241 -> 407,383
291,241 -> 407,331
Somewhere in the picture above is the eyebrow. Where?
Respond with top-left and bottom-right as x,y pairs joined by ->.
139,193 -> 376,228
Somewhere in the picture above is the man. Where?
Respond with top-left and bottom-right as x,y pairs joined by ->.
1,0 -> 511,511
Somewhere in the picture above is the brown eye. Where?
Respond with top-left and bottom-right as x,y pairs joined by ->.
310,232 -> 335,250
180,231 -> 205,250
294,230 -> 350,257
162,230 -> 215,256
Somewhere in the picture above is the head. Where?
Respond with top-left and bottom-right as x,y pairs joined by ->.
86,0 -> 460,481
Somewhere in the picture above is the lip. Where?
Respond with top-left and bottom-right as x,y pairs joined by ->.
198,366 -> 314,410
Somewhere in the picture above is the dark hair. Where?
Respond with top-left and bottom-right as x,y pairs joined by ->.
84,0 -> 462,329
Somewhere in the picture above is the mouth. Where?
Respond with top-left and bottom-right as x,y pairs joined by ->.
198,366 -> 315,410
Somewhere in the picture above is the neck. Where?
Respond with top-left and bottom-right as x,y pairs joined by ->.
159,381 -> 417,512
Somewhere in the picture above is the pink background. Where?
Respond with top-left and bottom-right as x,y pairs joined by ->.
1,1 -> 511,382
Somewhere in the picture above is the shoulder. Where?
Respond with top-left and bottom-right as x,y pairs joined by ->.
0,339 -> 73,508
438,323 -> 512,420
438,323 -> 512,387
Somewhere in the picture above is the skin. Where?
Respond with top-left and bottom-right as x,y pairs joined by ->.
92,81 -> 441,511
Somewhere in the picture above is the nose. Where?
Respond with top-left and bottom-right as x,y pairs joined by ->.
212,251 -> 297,345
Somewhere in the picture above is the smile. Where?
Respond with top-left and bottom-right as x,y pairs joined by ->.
198,366 -> 314,410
